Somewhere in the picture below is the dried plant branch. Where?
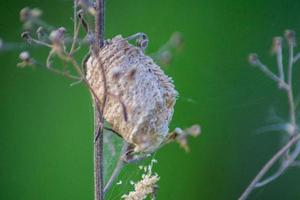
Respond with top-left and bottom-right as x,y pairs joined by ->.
94,1 -> 105,200
240,30 -> 300,199
239,134 -> 300,200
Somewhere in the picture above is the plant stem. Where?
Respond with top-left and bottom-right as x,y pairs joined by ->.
238,134 -> 300,200
287,46 -> 296,128
94,0 -> 105,200
95,0 -> 105,52
94,106 -> 104,200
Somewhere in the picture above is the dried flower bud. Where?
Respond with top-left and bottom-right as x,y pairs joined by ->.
19,51 -> 30,61
170,32 -> 184,49
285,30 -> 296,47
248,53 -> 259,66
285,123 -> 297,135
49,27 -> 66,45
85,33 -> 96,45
86,35 -> 178,153
174,127 -> 183,134
21,31 -> 32,43
17,51 -> 33,68
20,7 -> 31,22
272,37 -> 282,54
186,124 -> 201,137
159,50 -> 172,65
77,0 -> 96,15
20,7 -> 42,22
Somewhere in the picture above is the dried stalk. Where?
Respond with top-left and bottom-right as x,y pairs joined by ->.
239,134 -> 300,200
94,0 -> 105,200
240,30 -> 300,199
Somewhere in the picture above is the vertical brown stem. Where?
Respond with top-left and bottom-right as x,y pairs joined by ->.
94,0 -> 105,200
94,105 -> 104,200
95,0 -> 105,52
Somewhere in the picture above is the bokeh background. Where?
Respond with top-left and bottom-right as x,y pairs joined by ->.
1,0 -> 300,199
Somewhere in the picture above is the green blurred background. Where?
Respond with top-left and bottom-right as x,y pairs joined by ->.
1,0 -> 300,199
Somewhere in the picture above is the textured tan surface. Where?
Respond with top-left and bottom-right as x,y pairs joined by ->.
86,35 -> 178,153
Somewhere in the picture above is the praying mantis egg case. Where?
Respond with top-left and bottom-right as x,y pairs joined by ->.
86,35 -> 178,153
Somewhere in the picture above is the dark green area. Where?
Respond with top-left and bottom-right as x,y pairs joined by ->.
1,0 -> 300,199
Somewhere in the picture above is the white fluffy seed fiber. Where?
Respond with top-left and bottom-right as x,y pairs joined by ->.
86,35 -> 178,152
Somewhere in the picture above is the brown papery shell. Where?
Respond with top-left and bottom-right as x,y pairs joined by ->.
86,35 -> 178,153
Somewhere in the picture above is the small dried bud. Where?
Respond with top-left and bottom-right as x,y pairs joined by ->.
272,37 -> 282,54
19,51 -> 30,61
88,7 -> 96,16
170,32 -> 184,49
49,27 -> 66,45
248,53 -> 259,66
285,123 -> 297,135
159,50 -> 172,65
21,31 -> 32,43
186,124 -> 201,137
85,33 -> 95,46
20,7 -> 31,22
17,51 -> 33,68
77,0 -> 96,15
20,7 -> 42,22
174,127 -> 183,134
285,30 -> 296,47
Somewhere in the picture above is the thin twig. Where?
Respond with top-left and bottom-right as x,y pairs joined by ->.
94,1 -> 105,200
242,33 -> 300,199
255,140 -> 300,187
95,0 -> 104,52
238,134 -> 300,200
287,43 -> 296,128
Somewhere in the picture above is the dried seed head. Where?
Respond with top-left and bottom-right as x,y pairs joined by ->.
159,50 -> 172,65
86,35 -> 178,153
18,51 -> 33,68
170,32 -> 184,49
77,0 -> 96,15
19,51 -> 30,61
272,37 -> 282,54
21,31 -> 32,42
20,7 -> 31,22
285,29 -> 296,47
20,7 -> 42,22
85,33 -> 96,46
248,53 -> 259,66
49,27 -> 66,45
186,124 -> 201,137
